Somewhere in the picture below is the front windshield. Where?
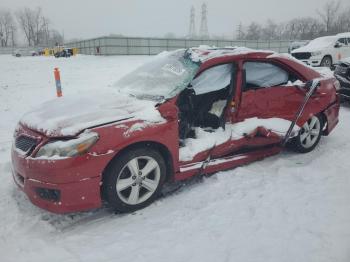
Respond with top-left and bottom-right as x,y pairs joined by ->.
306,36 -> 336,49
115,50 -> 200,101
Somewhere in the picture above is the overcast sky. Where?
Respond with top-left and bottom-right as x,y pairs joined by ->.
0,0 -> 349,40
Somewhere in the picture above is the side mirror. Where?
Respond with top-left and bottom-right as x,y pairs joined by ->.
334,42 -> 342,48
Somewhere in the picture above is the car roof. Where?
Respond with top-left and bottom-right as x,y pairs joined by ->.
187,46 -> 321,80
336,32 -> 350,37
189,46 -> 274,63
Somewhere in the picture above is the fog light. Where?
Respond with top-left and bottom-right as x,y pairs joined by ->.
35,188 -> 61,202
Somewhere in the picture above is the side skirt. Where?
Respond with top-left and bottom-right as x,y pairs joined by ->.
175,145 -> 282,181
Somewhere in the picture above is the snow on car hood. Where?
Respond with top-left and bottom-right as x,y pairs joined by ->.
292,36 -> 335,54
291,45 -> 321,53
20,91 -> 163,137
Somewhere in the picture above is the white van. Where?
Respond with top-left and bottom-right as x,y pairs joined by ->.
291,34 -> 350,67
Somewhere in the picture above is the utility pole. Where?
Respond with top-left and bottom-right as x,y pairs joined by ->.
236,22 -> 244,40
199,3 -> 209,39
188,6 -> 196,38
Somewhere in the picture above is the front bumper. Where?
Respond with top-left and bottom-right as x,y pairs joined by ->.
11,147 -> 113,213
12,167 -> 101,213
299,58 -> 322,67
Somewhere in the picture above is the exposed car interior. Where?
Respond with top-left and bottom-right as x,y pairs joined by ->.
177,63 -> 235,142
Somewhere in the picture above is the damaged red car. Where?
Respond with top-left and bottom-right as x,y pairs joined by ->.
11,47 -> 340,213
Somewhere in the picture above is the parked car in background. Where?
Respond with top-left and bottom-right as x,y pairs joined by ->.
291,34 -> 350,67
13,49 -> 40,57
334,57 -> 350,101
11,47 -> 340,213
288,41 -> 309,53
54,48 -> 73,58
12,49 -> 26,57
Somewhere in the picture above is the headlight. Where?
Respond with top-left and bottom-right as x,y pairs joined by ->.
311,51 -> 322,57
36,131 -> 99,158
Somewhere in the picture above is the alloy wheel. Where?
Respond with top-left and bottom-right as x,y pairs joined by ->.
299,116 -> 321,149
116,156 -> 161,205
321,57 -> 332,67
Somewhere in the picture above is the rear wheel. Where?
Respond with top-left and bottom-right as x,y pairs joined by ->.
292,115 -> 323,153
320,56 -> 332,67
103,148 -> 166,212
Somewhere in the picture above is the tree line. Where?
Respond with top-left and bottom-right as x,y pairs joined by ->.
237,0 -> 350,41
0,7 -> 63,47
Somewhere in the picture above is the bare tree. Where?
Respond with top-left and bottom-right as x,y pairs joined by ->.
48,29 -> 64,46
0,10 -> 16,47
16,7 -> 49,46
317,0 -> 341,34
261,19 -> 278,40
245,22 -> 261,40
333,6 -> 350,33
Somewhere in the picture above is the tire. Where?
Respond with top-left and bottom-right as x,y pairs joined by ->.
291,115 -> 323,153
103,147 -> 166,213
320,56 -> 332,68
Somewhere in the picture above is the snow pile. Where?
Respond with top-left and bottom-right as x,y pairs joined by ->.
20,91 -> 163,137
180,126 -> 232,161
180,117 -> 299,161
341,57 -> 350,63
314,67 -> 335,79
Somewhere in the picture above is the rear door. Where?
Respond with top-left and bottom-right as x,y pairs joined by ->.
237,60 -> 306,133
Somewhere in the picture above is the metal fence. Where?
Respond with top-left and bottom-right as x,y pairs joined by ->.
65,36 -> 293,55
0,47 -> 16,55
0,37 -> 293,56
0,46 -> 47,55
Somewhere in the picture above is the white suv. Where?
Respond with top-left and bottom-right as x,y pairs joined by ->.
291,33 -> 350,67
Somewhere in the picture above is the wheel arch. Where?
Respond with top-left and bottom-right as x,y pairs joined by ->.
322,54 -> 333,65
318,111 -> 328,135
102,141 -> 175,184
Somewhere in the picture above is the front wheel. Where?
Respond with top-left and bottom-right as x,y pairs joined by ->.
291,115 -> 323,153
103,147 -> 166,213
320,56 -> 332,67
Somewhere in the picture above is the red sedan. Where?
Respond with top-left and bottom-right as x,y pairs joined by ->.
11,47 -> 340,213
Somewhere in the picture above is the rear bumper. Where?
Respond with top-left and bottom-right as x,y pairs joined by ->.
323,100 -> 340,135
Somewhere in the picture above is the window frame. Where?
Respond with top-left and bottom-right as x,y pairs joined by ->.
242,60 -> 300,91
190,62 -> 237,95
338,38 -> 348,45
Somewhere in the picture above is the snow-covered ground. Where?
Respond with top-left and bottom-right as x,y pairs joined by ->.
0,55 -> 349,262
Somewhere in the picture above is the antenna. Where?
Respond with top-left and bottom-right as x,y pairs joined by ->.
199,3 -> 209,39
188,6 -> 196,38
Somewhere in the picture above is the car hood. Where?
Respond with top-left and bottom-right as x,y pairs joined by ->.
292,45 -> 327,54
20,90 -> 163,137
